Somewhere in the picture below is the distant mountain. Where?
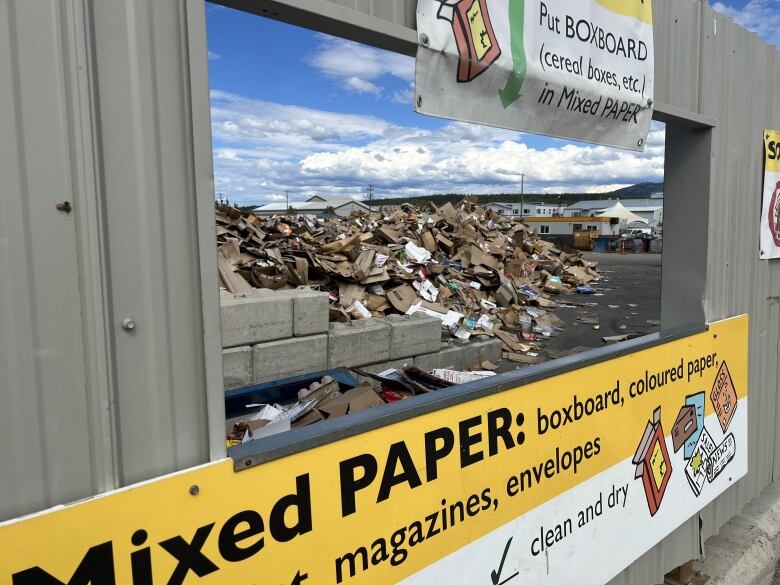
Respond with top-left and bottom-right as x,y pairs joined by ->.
609,182 -> 663,197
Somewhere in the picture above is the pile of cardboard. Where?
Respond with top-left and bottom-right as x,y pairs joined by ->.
215,200 -> 599,346
227,368 -> 453,445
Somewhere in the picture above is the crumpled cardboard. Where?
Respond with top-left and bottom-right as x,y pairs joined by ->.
215,199 -> 600,347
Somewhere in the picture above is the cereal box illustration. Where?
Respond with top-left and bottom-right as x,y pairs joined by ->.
633,406 -> 673,516
711,362 -> 738,433
436,0 -> 501,82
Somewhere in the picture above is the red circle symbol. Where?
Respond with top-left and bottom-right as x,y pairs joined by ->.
771,181 -> 780,247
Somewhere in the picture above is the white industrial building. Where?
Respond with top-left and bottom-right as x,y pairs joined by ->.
523,202 -> 651,247
486,201 -> 565,217
254,195 -> 370,217
564,198 -> 663,224
524,216 -> 620,237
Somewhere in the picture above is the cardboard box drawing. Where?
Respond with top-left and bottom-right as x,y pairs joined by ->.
711,362 -> 738,432
672,405 -> 697,453
633,407 -> 673,516
435,0 -> 501,82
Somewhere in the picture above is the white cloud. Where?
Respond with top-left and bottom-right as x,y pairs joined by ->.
712,1 -> 780,48
308,36 -> 414,84
214,149 -> 241,161
210,90 -> 390,151
585,183 -> 632,194
208,51 -> 222,61
306,35 -> 414,99
210,91 -> 665,205
391,86 -> 414,104
345,76 -> 381,94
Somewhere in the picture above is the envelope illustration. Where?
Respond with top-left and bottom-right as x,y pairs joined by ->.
683,392 -> 705,460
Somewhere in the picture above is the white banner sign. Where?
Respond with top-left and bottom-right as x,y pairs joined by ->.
415,0 -> 655,151
761,130 -> 780,260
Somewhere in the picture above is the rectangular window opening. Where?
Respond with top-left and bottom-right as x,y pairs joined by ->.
204,4 -> 666,452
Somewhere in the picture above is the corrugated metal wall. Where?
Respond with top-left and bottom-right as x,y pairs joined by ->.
0,0 -> 778,583
0,0 -> 97,521
0,0 -> 224,521
698,1 -> 780,540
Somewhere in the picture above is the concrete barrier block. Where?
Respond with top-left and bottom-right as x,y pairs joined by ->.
385,314 -> 442,359
414,343 -> 466,372
290,287 -> 330,337
253,334 -> 328,385
328,320 -> 391,368
223,346 -> 252,390
461,338 -> 502,369
221,291 -> 293,348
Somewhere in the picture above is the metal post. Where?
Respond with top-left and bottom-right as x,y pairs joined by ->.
520,173 -> 525,219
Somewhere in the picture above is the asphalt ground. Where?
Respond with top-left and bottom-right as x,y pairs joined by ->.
497,251 -> 662,373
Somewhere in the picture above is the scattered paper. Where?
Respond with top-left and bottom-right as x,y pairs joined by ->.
432,369 -> 496,384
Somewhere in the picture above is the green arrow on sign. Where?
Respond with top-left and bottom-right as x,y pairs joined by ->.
498,0 -> 527,108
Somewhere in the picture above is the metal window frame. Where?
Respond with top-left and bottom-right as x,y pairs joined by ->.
202,1 -> 718,471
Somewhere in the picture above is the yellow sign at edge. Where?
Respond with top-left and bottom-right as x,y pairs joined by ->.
764,130 -> 780,173
595,0 -> 653,25
0,316 -> 748,585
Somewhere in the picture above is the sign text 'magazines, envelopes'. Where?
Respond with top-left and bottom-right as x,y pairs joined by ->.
415,0 -> 654,151
1,317 -> 747,585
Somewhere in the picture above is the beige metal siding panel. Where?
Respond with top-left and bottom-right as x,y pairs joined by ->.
607,519 -> 701,585
698,3 -> 780,542
326,0 -> 415,28
90,0 -> 211,485
652,0 -> 700,113
0,0 -> 95,520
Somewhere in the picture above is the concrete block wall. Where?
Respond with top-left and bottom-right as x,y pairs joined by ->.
328,319 -> 392,368
220,288 -> 502,390
220,290 -> 293,348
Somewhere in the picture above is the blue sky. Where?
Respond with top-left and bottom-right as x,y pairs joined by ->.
205,0 -> 772,206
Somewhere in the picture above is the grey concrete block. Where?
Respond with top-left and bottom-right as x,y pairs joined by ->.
385,314 -> 442,359
328,320 -> 390,368
253,334 -> 328,384
695,481 -> 780,585
290,287 -> 330,337
221,291 -> 293,348
414,343 -> 465,372
461,338 -> 503,369
223,346 -> 253,390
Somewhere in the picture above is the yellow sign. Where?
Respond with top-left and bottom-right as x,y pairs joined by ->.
764,130 -> 780,174
0,317 -> 748,585
595,0 -> 653,25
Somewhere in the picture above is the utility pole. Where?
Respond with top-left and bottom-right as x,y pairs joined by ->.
520,173 -> 525,219
285,190 -> 289,215
367,184 -> 374,206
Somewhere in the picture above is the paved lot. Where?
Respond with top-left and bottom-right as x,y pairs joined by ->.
498,251 -> 662,372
